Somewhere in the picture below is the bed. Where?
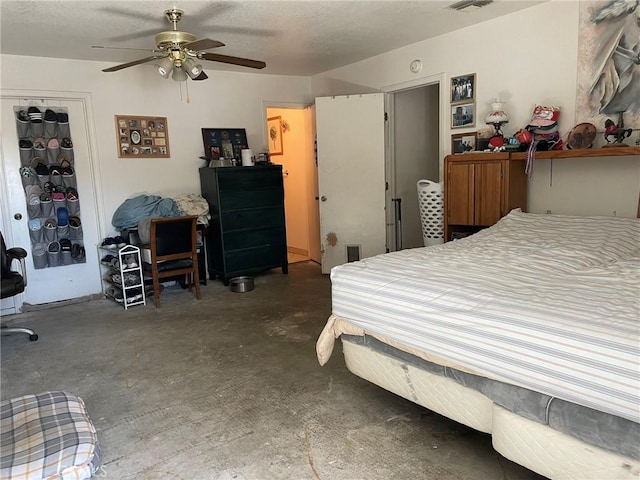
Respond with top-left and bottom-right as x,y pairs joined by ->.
317,209 -> 640,480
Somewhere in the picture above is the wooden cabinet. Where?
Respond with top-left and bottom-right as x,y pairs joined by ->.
444,153 -> 527,241
199,165 -> 288,285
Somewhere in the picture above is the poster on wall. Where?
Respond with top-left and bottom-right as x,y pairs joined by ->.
114,115 -> 170,158
575,1 -> 639,131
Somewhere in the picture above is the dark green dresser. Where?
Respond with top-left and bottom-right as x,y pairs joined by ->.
199,165 -> 288,285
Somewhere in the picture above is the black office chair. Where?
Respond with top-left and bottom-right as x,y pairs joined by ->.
142,216 -> 201,308
1,232 -> 38,341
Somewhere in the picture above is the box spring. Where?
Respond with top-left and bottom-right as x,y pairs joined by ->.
342,335 -> 640,480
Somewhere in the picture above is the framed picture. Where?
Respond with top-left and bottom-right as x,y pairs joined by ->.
115,115 -> 170,158
201,128 -> 248,161
451,132 -> 477,153
267,116 -> 283,156
450,73 -> 476,104
451,103 -> 475,129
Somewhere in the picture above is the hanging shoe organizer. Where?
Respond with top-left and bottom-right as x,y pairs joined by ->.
14,105 -> 85,268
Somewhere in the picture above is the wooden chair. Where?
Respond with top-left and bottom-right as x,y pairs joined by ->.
142,216 -> 201,308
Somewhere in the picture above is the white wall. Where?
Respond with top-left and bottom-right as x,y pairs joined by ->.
1,54 -> 312,235
311,0 -> 640,218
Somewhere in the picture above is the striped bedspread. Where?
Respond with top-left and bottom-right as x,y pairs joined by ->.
330,209 -> 640,423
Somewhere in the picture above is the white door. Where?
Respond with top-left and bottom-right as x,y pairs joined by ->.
1,96 -> 102,310
305,104 -> 321,263
316,93 -> 386,274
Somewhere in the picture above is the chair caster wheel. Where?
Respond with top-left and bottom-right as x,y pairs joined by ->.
29,334 -> 38,341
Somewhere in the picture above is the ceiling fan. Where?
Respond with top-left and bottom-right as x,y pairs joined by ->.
98,8 -> 266,81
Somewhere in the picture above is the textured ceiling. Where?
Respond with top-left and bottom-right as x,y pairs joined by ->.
0,1 -> 544,76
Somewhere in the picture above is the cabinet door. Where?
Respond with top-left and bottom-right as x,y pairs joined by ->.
474,161 -> 503,226
446,162 -> 473,225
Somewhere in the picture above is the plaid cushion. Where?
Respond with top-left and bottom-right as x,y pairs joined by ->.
1,391 -> 99,480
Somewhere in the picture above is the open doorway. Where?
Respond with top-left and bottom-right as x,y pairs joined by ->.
386,82 -> 441,251
264,105 -> 320,265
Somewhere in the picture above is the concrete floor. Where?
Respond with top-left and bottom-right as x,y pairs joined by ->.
1,262 -> 547,480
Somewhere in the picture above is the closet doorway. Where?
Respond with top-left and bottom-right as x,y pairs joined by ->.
386,81 -> 441,251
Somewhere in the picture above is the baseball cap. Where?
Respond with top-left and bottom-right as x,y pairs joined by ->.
528,105 -> 560,127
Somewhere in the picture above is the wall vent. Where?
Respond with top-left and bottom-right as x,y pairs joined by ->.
448,0 -> 493,11
346,245 -> 361,263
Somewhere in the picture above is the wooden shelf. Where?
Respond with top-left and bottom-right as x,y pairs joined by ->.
448,146 -> 640,160
445,152 -> 509,161
509,146 -> 640,160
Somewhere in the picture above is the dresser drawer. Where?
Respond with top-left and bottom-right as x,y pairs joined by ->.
219,189 -> 283,210
221,207 -> 284,230
217,167 -> 282,190
222,226 -> 285,250
224,245 -> 286,273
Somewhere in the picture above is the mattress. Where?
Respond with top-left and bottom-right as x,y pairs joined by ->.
326,209 -> 640,423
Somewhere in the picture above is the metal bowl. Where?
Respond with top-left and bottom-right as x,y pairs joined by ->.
229,276 -> 254,293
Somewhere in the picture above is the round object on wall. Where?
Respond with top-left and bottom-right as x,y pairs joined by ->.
409,59 -> 423,73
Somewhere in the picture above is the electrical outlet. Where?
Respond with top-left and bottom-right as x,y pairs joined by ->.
546,210 -> 552,214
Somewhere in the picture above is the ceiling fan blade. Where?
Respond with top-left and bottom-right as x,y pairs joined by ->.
183,38 -> 225,52
192,71 -> 209,81
200,53 -> 266,69
102,56 -> 164,72
92,45 -> 157,53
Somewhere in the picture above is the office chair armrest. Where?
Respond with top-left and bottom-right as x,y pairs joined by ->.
7,247 -> 27,261
6,247 -> 28,287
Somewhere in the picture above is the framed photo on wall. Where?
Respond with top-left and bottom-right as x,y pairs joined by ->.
267,116 -> 283,156
451,131 -> 477,153
115,115 -> 170,158
450,73 -> 476,104
451,103 -> 475,129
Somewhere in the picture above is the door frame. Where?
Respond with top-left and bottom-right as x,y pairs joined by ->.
0,89 -> 106,312
262,101 -> 320,263
381,73 -> 446,251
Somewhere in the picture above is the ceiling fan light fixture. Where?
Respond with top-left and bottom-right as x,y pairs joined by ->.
172,66 -> 188,82
156,57 -> 174,78
183,58 -> 203,79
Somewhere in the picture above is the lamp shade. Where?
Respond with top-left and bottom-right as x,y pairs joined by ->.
183,58 -> 203,79
172,67 -> 188,82
484,99 -> 509,125
156,57 -> 174,78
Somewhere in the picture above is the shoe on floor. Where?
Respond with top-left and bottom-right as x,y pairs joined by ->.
113,236 -> 127,248
101,237 -> 118,249
124,255 -> 138,269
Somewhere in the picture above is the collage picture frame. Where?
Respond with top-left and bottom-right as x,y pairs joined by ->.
115,115 -> 170,158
